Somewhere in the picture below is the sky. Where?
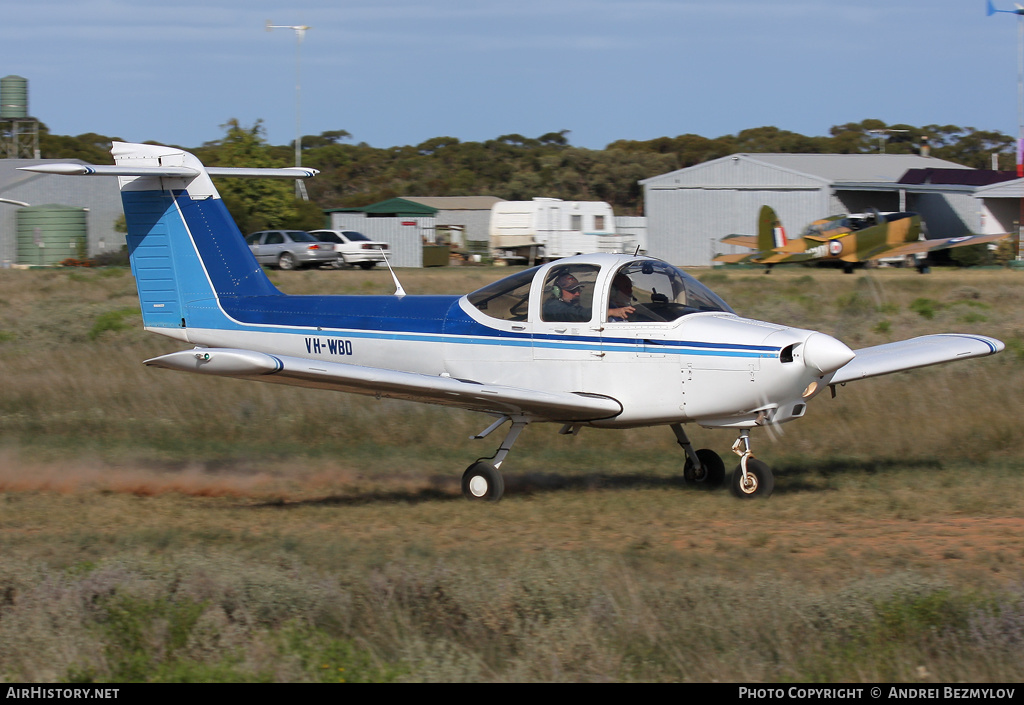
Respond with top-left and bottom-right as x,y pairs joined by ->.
1,0 -> 1020,151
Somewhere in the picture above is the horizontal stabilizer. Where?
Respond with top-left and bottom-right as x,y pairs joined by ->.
830,334 -> 1003,385
145,348 -> 624,422
18,164 -> 319,179
719,234 -> 759,249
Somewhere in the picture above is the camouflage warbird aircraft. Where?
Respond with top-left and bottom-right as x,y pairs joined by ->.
714,206 -> 1008,273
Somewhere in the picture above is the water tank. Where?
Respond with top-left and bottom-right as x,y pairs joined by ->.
16,205 -> 88,265
0,75 -> 28,119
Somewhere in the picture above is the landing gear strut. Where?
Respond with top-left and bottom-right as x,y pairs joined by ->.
672,423 -> 725,489
461,415 -> 529,502
729,430 -> 774,499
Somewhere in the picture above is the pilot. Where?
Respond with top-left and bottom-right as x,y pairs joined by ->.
543,273 -> 591,322
607,273 -> 637,322
543,273 -> 637,323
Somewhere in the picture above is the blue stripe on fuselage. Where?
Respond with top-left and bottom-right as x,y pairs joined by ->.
151,187 -> 778,360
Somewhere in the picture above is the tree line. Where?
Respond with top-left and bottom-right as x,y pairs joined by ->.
22,118 -> 1018,233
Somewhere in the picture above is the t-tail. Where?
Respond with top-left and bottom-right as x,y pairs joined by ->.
19,142 -> 317,342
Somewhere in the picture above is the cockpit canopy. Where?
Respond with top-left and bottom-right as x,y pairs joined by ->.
467,257 -> 733,324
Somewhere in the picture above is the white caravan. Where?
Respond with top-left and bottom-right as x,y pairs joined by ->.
490,198 -> 635,264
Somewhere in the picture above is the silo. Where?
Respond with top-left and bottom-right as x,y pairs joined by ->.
0,76 -> 29,119
16,205 -> 88,265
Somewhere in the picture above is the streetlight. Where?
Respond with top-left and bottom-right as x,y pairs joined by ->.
987,1 -> 1024,261
986,1 -> 1024,177
867,129 -> 909,153
266,20 -> 312,199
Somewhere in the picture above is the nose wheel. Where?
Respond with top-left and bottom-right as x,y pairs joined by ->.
729,431 -> 774,499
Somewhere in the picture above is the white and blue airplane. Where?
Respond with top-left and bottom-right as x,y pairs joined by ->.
22,143 -> 1005,501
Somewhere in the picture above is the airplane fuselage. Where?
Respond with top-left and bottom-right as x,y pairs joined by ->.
160,255 -> 850,430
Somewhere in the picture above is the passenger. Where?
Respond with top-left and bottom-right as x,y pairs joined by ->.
608,273 -> 637,322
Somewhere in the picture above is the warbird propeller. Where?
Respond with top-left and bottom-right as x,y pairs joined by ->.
21,144 -> 1004,500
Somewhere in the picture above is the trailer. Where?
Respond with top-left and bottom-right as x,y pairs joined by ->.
489,198 -> 636,264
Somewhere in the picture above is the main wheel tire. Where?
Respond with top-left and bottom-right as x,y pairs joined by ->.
358,261 -> 376,270
683,448 -> 725,489
278,252 -> 297,271
729,458 -> 774,499
461,461 -> 504,502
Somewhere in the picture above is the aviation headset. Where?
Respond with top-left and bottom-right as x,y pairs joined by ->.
552,273 -> 582,299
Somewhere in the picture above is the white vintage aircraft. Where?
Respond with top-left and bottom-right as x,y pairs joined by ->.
21,143 -> 1005,501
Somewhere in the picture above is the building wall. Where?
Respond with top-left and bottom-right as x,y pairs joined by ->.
906,191 -> 980,238
327,213 -> 431,267
435,209 -> 491,248
614,216 -> 647,253
645,186 -> 832,266
0,171 -> 124,264
642,155 -> 833,266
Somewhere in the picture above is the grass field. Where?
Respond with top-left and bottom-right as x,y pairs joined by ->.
0,264 -> 1023,682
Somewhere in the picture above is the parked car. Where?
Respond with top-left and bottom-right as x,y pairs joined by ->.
309,229 -> 390,269
245,230 -> 337,270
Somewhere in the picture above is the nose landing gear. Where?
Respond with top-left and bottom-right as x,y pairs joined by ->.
729,430 -> 774,499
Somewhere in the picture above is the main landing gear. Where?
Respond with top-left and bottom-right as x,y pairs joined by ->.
461,415 -> 529,502
461,418 -> 775,502
673,424 -> 774,499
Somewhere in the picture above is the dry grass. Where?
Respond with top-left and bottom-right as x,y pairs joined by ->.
1,264 -> 1023,682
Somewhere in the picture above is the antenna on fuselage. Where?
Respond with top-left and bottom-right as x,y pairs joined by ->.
633,244 -> 641,256
379,247 -> 406,296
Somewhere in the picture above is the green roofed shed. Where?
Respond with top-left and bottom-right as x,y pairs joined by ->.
326,197 -> 439,218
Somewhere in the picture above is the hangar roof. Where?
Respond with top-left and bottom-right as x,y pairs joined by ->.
641,153 -> 971,188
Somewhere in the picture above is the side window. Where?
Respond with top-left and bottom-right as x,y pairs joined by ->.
467,267 -> 537,321
541,265 -> 599,323
245,233 -> 262,245
265,232 -> 284,245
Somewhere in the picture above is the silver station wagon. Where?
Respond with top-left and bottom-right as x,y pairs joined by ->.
245,230 -> 338,270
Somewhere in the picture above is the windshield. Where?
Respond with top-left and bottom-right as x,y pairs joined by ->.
608,260 -> 733,322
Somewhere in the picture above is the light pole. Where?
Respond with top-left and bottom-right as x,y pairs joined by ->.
867,129 -> 909,153
266,21 -> 312,199
987,1 -> 1024,261
987,1 -> 1024,176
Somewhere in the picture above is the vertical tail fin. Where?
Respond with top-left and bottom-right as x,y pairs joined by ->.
757,205 -> 787,252
113,142 -> 281,336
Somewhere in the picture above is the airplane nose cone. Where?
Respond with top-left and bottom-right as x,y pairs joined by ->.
802,333 -> 855,375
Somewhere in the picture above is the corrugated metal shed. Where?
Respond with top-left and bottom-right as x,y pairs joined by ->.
641,153 -> 975,266
326,195 -> 505,252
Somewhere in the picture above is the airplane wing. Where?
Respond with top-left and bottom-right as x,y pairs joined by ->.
830,334 -> 1003,385
719,234 -> 759,249
145,348 -> 623,422
864,232 -> 1010,260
